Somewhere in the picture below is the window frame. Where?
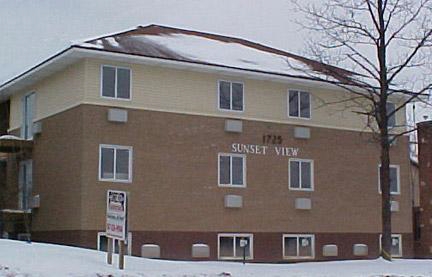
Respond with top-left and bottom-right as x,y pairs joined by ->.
218,153 -> 247,188
217,80 -> 245,112
378,164 -> 400,195
287,89 -> 311,119
21,91 -> 36,140
289,158 -> 314,191
217,233 -> 254,260
282,234 -> 315,260
99,144 -> 133,183
379,234 -> 402,258
100,65 -> 132,101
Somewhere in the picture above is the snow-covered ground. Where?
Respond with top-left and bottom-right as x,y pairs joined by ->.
0,239 -> 431,277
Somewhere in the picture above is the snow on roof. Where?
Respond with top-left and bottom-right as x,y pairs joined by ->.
0,135 -> 23,140
75,24 -> 357,84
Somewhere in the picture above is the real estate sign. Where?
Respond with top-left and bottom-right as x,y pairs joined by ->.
106,190 -> 128,240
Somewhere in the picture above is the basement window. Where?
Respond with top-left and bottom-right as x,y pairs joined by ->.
99,144 -> 132,183
283,234 -> 315,259
218,233 -> 253,260
379,234 -> 402,258
101,65 -> 131,100
218,81 -> 244,111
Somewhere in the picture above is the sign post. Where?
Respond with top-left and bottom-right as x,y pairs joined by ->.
240,238 -> 248,264
106,190 -> 128,269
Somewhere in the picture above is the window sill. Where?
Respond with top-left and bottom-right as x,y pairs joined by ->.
99,178 -> 132,184
283,256 -> 315,260
289,187 -> 314,192
218,184 -> 247,188
100,95 -> 132,101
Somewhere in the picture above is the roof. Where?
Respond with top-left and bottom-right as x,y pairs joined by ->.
0,24 -> 360,100
75,24 -> 356,83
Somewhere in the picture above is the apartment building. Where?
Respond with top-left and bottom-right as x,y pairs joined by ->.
0,25 -> 414,262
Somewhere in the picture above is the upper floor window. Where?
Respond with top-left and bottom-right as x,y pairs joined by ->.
378,164 -> 400,194
21,92 -> 35,140
288,90 -> 310,119
289,159 -> 313,191
99,144 -> 132,183
218,81 -> 243,111
218,153 -> 246,187
387,102 -> 396,128
101,66 -> 131,100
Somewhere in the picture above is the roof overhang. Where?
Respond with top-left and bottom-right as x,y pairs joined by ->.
0,47 -> 359,102
0,47 -> 83,102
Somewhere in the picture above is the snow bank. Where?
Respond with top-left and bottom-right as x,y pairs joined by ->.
0,239 -> 431,277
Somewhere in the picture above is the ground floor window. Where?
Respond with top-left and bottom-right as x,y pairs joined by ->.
379,234 -> 402,257
97,232 -> 132,255
218,233 -> 253,260
18,160 -> 33,210
283,234 -> 315,259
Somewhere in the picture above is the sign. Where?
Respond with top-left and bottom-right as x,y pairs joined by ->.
106,190 -> 128,240
231,143 -> 299,157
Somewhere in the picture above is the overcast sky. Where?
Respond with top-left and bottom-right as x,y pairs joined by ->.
0,0 -> 309,84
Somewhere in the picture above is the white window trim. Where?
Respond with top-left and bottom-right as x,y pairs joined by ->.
282,234 -> 315,260
100,65 -> 132,101
379,234 -> 402,258
378,164 -> 400,195
217,233 -> 253,260
99,144 -> 133,183
218,153 -> 247,188
97,231 -> 132,255
217,80 -> 245,112
289,158 -> 314,191
287,89 -> 312,120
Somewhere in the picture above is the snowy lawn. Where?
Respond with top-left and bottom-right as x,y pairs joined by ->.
0,239 -> 431,277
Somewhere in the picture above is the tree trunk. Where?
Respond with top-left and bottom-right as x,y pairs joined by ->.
380,129 -> 392,260
377,0 -> 392,260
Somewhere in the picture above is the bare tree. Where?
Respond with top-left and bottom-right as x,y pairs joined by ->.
292,0 -> 432,260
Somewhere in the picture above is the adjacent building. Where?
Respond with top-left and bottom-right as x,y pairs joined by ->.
0,25 -> 415,262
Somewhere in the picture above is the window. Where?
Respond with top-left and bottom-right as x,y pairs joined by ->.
99,145 -> 132,182
379,234 -> 402,257
18,160 -> 32,210
101,65 -> 131,99
218,81 -> 243,111
283,234 -> 315,259
218,234 -> 253,260
387,102 -> 396,128
289,159 -> 313,191
97,232 -> 132,255
378,164 -> 400,194
21,92 -> 35,139
218,153 -> 246,187
288,90 -> 311,119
